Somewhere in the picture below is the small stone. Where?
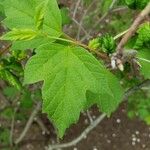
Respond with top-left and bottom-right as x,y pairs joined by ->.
112,133 -> 116,137
84,119 -> 88,124
105,19 -> 109,23
92,115 -> 96,119
73,147 -> 78,150
93,147 -> 98,150
142,144 -> 146,148
135,131 -> 139,135
116,119 -> 121,123
17,120 -> 21,124
107,139 -> 111,144
137,138 -> 140,143
132,137 -> 136,142
132,141 -> 136,146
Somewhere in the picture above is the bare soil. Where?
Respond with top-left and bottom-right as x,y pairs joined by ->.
19,103 -> 150,150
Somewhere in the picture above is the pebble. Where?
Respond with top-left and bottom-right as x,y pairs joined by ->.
142,144 -> 146,148
84,119 -> 88,124
92,115 -> 96,119
132,141 -> 136,146
73,147 -> 78,150
107,139 -> 111,144
112,133 -> 116,137
116,119 -> 121,123
132,137 -> 136,142
137,138 -> 140,143
135,131 -> 140,135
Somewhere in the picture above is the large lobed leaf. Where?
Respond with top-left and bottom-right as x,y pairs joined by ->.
24,43 -> 123,137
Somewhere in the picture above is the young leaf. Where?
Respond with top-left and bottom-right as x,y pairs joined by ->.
35,0 -> 48,30
0,68 -> 22,90
1,28 -> 38,41
125,0 -> 149,9
134,22 -> 150,49
24,43 -> 123,137
138,48 -> 150,79
1,0 -> 62,50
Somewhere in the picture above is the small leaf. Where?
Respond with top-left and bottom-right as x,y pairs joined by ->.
138,48 -> 150,79
1,0 -> 62,50
0,68 -> 22,90
88,38 -> 100,50
88,34 -> 116,53
134,22 -> 150,49
35,0 -> 48,30
1,28 -> 38,41
3,86 -> 19,98
125,0 -> 149,9
99,34 -> 116,54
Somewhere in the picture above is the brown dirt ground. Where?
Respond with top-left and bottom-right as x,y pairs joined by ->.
19,102 -> 150,150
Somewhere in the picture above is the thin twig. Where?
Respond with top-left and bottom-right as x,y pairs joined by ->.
81,0 -> 118,42
76,0 -> 97,40
116,2 -> 150,55
72,0 -> 81,18
48,114 -> 106,150
14,102 -> 41,145
123,79 -> 150,101
86,110 -> 93,123
72,18 -> 90,38
9,109 -> 17,147
0,44 -> 11,55
35,116 -> 50,135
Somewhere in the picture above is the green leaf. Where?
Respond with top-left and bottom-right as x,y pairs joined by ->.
134,22 -> 150,49
0,3 -> 5,21
20,90 -> 33,109
99,34 -> 116,54
1,28 -> 38,41
138,48 -> 150,79
125,0 -> 149,9
0,128 -> 10,145
88,34 -> 116,53
60,7 -> 72,26
1,0 -> 62,49
35,0 -> 48,30
3,86 -> 19,98
88,38 -> 100,50
24,43 -> 123,137
0,68 -> 22,90
101,0 -> 113,14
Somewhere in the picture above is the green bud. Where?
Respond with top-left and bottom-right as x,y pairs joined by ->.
125,0 -> 149,10
99,34 -> 116,54
88,38 -> 100,50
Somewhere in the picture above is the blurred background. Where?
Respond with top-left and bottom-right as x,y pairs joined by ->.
0,0 -> 150,150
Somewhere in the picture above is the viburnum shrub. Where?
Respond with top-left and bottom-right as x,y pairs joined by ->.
0,0 -> 150,138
